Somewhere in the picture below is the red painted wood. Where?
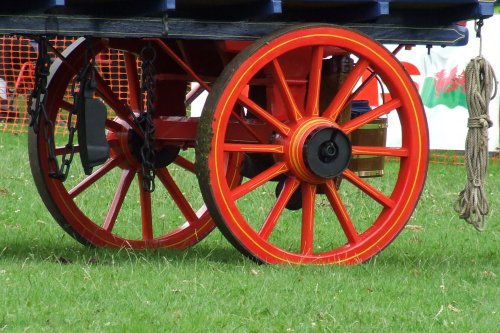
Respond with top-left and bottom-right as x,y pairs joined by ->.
198,25 -> 428,265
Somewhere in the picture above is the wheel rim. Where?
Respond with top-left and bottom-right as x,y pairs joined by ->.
197,25 -> 429,264
29,38 -> 241,249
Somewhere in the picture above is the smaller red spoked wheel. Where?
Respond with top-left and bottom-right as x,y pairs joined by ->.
29,37 -> 241,249
197,24 -> 429,264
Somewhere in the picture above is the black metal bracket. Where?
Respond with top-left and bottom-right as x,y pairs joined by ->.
77,80 -> 110,175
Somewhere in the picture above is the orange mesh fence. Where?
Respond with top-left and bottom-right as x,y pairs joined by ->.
0,35 -> 38,132
0,35 -> 133,136
429,150 -> 499,165
0,35 -> 498,165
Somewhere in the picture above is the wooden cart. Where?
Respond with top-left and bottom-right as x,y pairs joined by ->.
0,0 -> 494,264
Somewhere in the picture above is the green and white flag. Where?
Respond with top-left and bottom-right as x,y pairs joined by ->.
384,16 -> 499,152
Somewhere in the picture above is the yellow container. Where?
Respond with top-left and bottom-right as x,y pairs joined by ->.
349,117 -> 388,177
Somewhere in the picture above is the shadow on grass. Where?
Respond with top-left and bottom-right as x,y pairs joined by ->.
2,227 -> 496,268
0,236 -> 248,266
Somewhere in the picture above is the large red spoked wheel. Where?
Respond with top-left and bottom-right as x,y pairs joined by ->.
197,25 -> 429,264
29,38 -> 240,249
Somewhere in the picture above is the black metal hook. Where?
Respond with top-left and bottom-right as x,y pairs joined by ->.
475,19 -> 484,39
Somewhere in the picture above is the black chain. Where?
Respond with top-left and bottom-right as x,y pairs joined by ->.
138,42 -> 157,193
55,40 -> 96,180
29,37 -> 97,181
475,18 -> 484,38
28,36 -> 63,179
475,19 -> 484,56
55,40 -> 98,181
28,36 -> 51,134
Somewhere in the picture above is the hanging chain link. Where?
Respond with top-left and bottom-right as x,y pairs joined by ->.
474,19 -> 484,56
56,39 -> 98,181
138,42 -> 157,193
28,36 -> 64,179
58,39 -> 97,179
28,37 -> 97,181
28,36 -> 51,134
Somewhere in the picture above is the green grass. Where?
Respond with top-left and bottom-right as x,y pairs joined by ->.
0,132 -> 499,332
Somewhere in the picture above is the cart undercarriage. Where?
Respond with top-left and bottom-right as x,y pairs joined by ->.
0,0 -> 494,264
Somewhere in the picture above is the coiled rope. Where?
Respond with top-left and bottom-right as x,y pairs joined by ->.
454,56 -> 497,231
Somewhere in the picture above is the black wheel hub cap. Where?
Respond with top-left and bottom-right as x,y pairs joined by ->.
129,130 -> 180,169
303,127 -> 351,178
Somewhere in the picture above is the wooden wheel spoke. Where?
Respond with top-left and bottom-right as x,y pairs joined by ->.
156,168 -> 198,224
55,49 -> 79,76
103,169 -> 135,232
58,139 -> 117,156
174,155 -> 196,173
94,71 -> 141,134
55,145 -> 80,156
54,41 -> 139,134
68,157 -> 122,199
59,100 -> 74,112
301,183 -> 316,255
258,177 -> 300,240
186,83 -> 205,106
323,59 -> 370,121
138,174 -> 154,241
230,109 -> 266,143
105,119 -> 126,133
237,94 -> 291,136
352,146 -> 409,157
123,51 -> 141,111
341,98 -> 401,134
348,46 -> 400,104
270,59 -> 302,122
231,162 -> 288,200
324,180 -> 359,244
349,72 -> 377,103
346,46 -> 402,103
343,169 -> 395,208
224,143 -> 284,154
154,39 -> 210,91
305,46 -> 324,117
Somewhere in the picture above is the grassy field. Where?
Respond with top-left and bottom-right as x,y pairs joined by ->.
0,132 -> 499,332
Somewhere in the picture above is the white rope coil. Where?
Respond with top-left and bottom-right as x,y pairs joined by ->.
455,56 -> 497,231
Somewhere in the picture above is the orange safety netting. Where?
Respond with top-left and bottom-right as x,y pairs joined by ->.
0,35 -> 132,136
0,35 -> 498,164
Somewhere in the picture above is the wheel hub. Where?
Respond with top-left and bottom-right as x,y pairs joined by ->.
284,119 -> 352,183
303,127 -> 351,178
107,118 -> 180,170
129,130 -> 180,169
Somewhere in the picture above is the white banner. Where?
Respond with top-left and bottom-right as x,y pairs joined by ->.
387,16 -> 500,152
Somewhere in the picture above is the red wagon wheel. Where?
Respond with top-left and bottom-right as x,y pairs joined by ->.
29,38 -> 240,249
197,24 -> 429,264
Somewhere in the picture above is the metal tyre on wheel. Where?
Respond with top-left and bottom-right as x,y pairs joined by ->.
29,38 -> 240,249
197,25 -> 429,264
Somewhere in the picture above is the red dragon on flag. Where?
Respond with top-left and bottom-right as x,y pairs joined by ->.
421,65 -> 467,108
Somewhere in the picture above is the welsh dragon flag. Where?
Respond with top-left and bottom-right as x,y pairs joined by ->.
384,16 -> 499,152
420,65 -> 467,109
